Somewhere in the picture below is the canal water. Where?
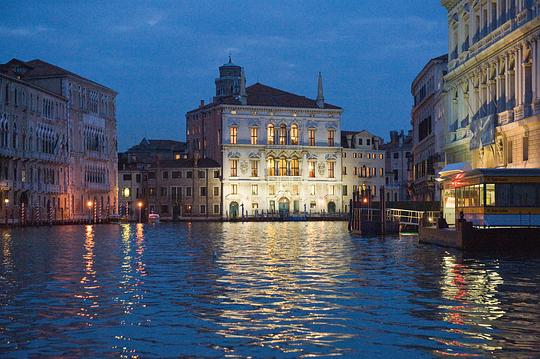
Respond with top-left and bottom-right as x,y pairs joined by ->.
1,222 -> 539,358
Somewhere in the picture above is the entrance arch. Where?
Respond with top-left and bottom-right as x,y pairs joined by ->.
327,201 -> 336,214
229,201 -> 239,219
278,197 -> 289,216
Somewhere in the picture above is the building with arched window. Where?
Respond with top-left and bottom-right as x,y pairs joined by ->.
187,61 -> 343,217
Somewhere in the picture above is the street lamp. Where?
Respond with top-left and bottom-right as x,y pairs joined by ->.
4,198 -> 9,225
137,201 -> 143,223
87,200 -> 94,223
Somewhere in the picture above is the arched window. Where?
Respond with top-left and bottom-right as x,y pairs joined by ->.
279,124 -> 287,145
279,156 -> 287,176
290,124 -> 299,145
267,156 -> 275,176
267,124 -> 275,144
291,157 -> 299,176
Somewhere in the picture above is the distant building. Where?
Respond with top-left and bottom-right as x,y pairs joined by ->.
441,1 -> 540,169
341,130 -> 386,211
118,154 -> 221,221
0,58 -> 118,222
187,59 -> 344,218
119,138 -> 186,164
382,130 -> 413,202
410,54 -> 448,202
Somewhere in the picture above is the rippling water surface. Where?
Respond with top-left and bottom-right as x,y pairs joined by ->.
1,222 -> 540,357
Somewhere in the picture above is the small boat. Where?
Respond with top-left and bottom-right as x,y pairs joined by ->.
148,213 -> 160,224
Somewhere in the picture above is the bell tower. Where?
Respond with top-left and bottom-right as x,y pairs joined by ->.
214,56 -> 243,101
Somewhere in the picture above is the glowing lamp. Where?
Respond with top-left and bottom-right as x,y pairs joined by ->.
138,202 -> 143,208
87,201 -> 93,208
123,187 -> 130,198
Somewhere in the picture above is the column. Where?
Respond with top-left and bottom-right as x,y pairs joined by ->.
506,53 -> 516,112
514,46 -> 524,120
533,37 -> 540,113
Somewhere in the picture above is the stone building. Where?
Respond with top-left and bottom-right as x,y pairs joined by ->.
118,154 -> 221,221
341,130 -> 386,211
0,58 -> 118,221
187,60 -> 343,218
382,130 -> 413,202
411,55 -> 448,202
0,71 -> 69,222
441,0 -> 540,169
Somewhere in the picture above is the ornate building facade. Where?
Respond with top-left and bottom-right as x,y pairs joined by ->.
411,55 -> 448,201
187,60 -> 344,218
382,130 -> 413,202
441,0 -> 540,169
0,58 -> 118,222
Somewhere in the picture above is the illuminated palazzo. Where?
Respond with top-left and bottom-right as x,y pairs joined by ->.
441,0 -> 540,169
187,60 -> 343,217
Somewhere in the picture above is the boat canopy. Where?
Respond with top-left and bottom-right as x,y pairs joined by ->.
437,162 -> 472,180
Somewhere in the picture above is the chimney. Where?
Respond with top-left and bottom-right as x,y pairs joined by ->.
316,72 -> 324,109
200,99 -> 205,108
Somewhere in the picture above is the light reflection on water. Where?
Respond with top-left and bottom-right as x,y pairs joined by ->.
0,222 -> 539,357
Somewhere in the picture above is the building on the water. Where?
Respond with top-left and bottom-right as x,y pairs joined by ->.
440,0 -> 540,169
0,58 -> 118,223
382,130 -> 413,202
186,59 -> 346,218
410,54 -> 448,202
341,130 -> 386,212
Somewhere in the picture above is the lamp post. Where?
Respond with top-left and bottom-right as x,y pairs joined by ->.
87,200 -> 94,224
4,198 -> 9,225
138,201 -> 143,223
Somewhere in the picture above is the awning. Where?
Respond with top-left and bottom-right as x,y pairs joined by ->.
437,162 -> 472,180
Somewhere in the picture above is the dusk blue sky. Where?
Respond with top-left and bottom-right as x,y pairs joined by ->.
1,1 -> 448,150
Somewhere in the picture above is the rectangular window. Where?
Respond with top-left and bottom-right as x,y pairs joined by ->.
172,171 -> 181,179
379,154 -> 384,159
309,161 -> 316,178
268,157 -> 275,176
214,170 -> 220,178
171,187 -> 181,201
278,158 -> 287,176
329,185 -> 335,195
213,186 -> 219,196
310,201 -> 316,209
523,136 -> 529,161
185,187 -> 192,197
292,185 -> 299,195
213,204 -> 220,214
230,127 -> 237,144
231,184 -> 238,195
251,160 -> 258,177
310,185 -> 316,196
308,129 -> 315,146
252,203 -> 259,210
327,129 -> 335,147
270,200 -> 276,212
186,171 -> 192,179
161,205 -> 169,214
123,174 -> 132,181
354,167 -> 358,176
342,185 -> 348,196
393,152 -> 399,159
250,127 -> 258,145
251,184 -> 258,195
342,166 -> 347,175
200,205 -> 206,214
148,172 -> 156,179
507,140 -> 513,164
198,170 -> 205,179
136,174 -> 141,183
269,184 -> 275,195
328,162 -> 335,178
290,125 -> 299,145
160,187 -> 167,196
162,171 -> 169,179
149,187 -> 156,196
230,159 -> 238,177
200,186 -> 207,196
358,138 -> 363,145
380,168 -> 384,177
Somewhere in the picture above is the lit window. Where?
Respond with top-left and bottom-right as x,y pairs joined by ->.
279,157 -> 287,176
267,124 -> 275,144
291,157 -> 299,176
252,203 -> 259,209
310,185 -> 316,196
231,184 -> 238,194
251,184 -> 258,195
308,128 -> 315,146
279,124 -> 287,145
328,162 -> 335,178
290,124 -> 299,145
250,127 -> 258,145
269,184 -> 275,195
230,127 -> 237,144
329,185 -> 335,195
308,161 -> 316,178
379,154 -> 384,159
380,168 -> 384,177
251,160 -> 258,177
230,159 -> 238,177
327,129 -> 335,147
268,157 -> 275,176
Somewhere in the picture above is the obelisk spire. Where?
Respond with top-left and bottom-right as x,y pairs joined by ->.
316,72 -> 324,108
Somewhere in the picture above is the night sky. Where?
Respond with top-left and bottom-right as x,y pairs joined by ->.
1,1 -> 448,150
